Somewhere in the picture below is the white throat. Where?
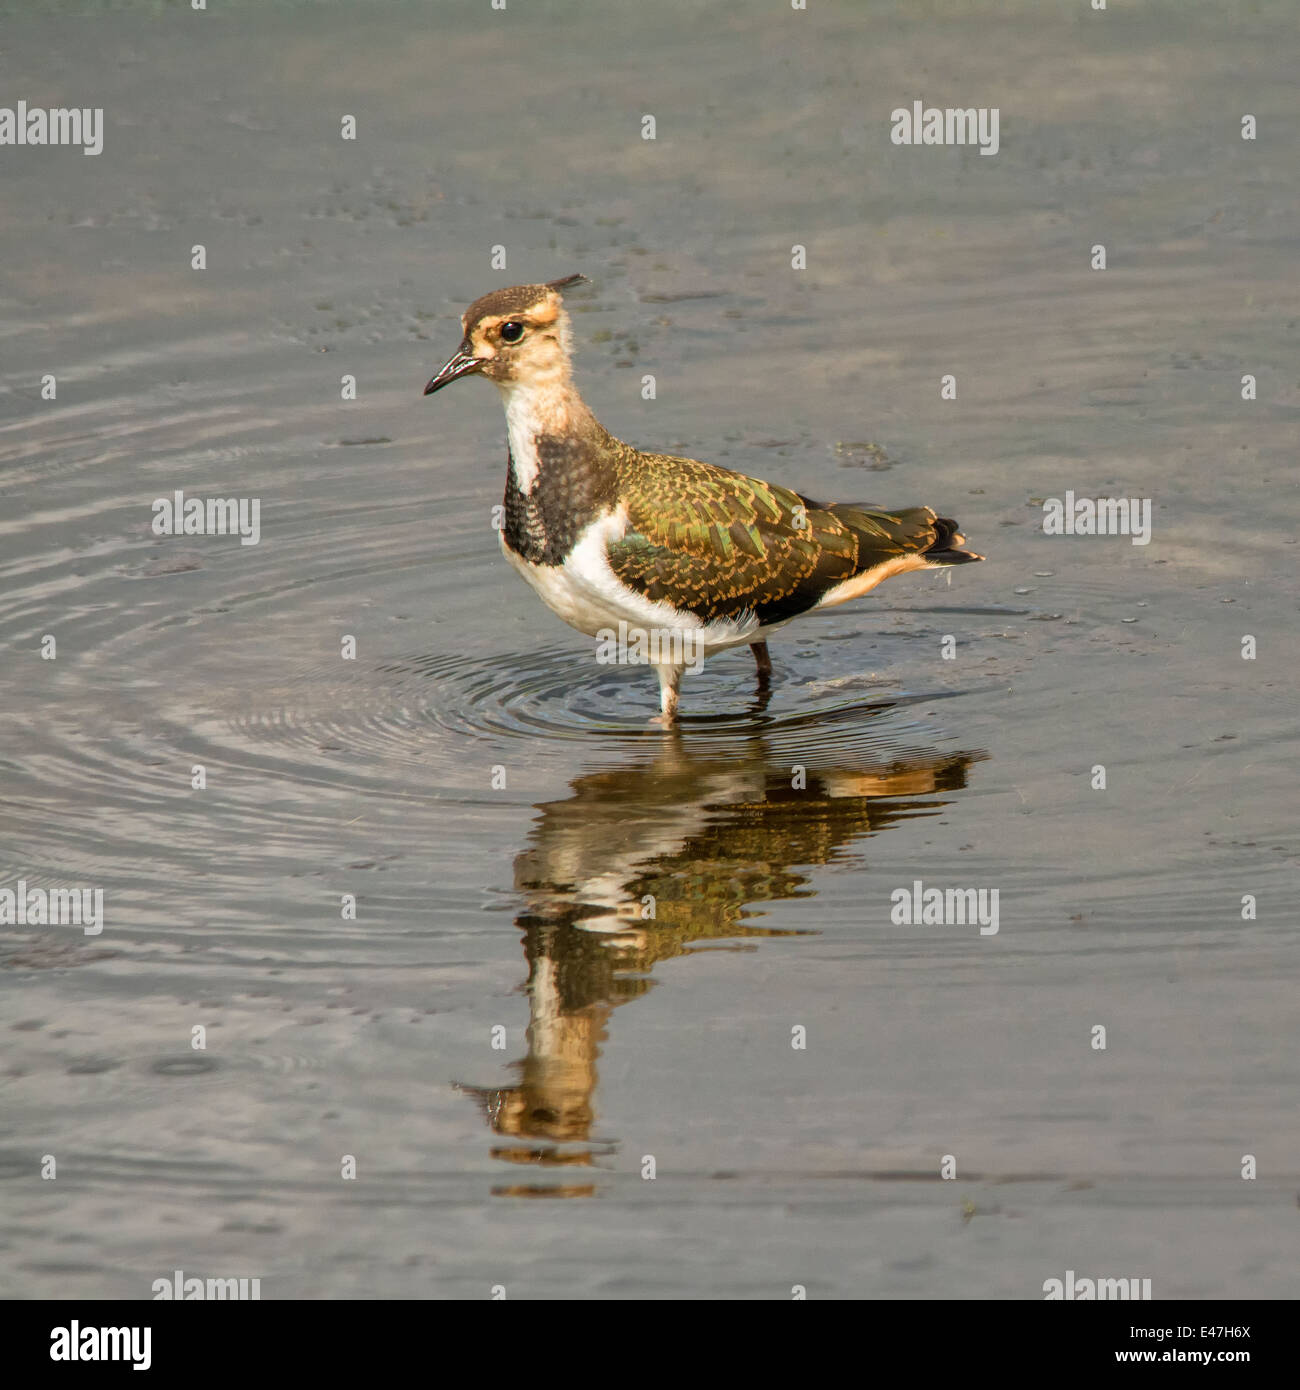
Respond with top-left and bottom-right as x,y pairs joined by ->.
501,384 -> 547,495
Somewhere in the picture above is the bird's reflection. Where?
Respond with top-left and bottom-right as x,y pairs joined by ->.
461,719 -> 984,1195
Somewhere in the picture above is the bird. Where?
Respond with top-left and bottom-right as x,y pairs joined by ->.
423,275 -> 983,725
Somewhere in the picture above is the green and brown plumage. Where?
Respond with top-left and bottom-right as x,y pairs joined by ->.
424,276 -> 983,724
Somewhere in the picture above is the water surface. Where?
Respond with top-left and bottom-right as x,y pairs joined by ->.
1,0 -> 1297,1298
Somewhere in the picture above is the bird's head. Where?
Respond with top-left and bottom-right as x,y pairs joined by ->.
423,275 -> 587,398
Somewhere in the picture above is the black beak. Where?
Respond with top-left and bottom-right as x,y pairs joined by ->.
423,346 -> 485,396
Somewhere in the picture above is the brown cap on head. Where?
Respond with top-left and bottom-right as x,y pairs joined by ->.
460,274 -> 588,336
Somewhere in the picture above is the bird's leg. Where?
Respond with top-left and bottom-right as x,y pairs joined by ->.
750,640 -> 772,689
651,663 -> 683,727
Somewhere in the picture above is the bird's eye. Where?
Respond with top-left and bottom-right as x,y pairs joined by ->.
499,321 -> 525,344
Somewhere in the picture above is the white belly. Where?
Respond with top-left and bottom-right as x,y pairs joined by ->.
500,511 -> 760,652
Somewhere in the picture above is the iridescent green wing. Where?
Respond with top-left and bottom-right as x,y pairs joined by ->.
606,451 -> 935,626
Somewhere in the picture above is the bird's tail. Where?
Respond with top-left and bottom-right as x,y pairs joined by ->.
924,513 -> 984,565
824,503 -> 984,567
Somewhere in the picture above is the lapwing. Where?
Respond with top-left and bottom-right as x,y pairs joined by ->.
424,276 -> 983,725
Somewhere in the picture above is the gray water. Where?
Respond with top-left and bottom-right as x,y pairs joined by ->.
1,0 -> 1297,1299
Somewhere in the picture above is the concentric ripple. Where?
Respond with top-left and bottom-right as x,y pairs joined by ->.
361,639 -> 996,766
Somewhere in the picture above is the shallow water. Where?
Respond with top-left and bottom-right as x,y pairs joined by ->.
1,0 -> 1298,1298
